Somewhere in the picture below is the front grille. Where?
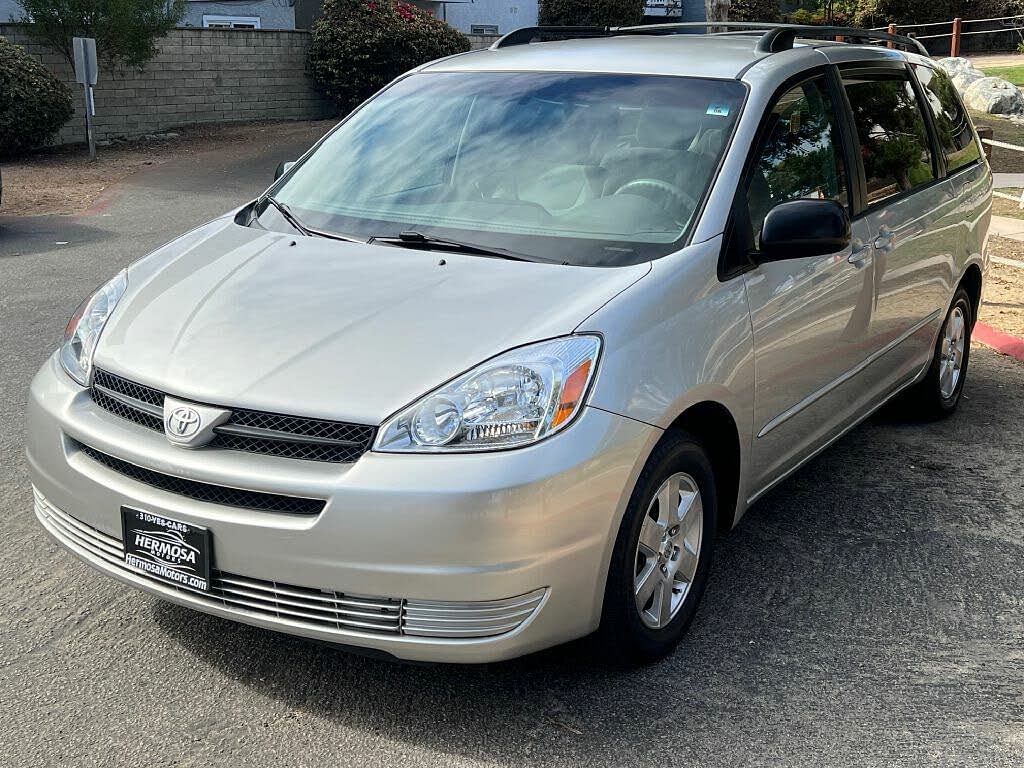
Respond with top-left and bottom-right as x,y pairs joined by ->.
90,369 -> 376,463
34,488 -> 546,640
93,368 -> 162,406
92,388 -> 164,432
76,442 -> 325,516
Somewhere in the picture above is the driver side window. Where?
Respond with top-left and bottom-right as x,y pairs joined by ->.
747,77 -> 848,248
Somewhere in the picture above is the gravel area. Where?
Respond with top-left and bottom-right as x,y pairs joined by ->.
982,238 -> 1024,338
0,120 -> 334,217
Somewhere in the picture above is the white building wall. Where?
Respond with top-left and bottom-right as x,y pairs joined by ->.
181,1 -> 296,29
0,0 -> 21,22
441,0 -> 537,35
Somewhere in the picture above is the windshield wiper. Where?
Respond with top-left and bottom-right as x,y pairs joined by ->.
368,230 -> 539,262
259,197 -> 363,243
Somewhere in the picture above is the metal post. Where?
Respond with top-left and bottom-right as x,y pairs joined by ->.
73,37 -> 98,160
887,23 -> 897,49
977,126 -> 993,163
951,17 -> 962,57
83,82 -> 96,161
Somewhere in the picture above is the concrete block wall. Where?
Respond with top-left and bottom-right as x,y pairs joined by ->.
466,33 -> 500,50
0,25 -> 335,145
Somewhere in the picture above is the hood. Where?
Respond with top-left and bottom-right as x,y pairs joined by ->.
95,219 -> 650,424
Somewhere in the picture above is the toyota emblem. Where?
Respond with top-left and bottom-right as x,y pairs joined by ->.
166,406 -> 202,438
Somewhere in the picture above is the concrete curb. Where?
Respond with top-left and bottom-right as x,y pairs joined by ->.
989,214 -> 1024,240
974,321 -> 1024,362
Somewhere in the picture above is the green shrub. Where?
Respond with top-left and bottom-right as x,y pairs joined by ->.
854,0 -> 956,26
308,0 -> 470,113
731,0 -> 782,22
853,0 -> 1024,29
538,0 -> 644,27
0,37 -> 74,158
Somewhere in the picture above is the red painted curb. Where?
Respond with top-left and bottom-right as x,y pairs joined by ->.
79,184 -> 120,217
974,321 -> 1024,362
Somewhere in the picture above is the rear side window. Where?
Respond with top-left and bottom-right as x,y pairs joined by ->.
843,74 -> 935,206
915,65 -> 982,174
746,76 -> 848,247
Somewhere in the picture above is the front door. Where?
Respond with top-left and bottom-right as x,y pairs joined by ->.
741,74 -> 877,493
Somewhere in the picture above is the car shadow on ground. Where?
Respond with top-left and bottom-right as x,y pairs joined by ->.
151,350 -> 1022,764
0,216 -> 118,258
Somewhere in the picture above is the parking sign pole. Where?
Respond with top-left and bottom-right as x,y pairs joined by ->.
73,37 -> 98,161
83,81 -> 96,160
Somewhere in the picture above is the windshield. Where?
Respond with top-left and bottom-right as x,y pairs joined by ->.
269,72 -> 746,266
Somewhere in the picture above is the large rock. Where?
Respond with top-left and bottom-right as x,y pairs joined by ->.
962,76 -> 1024,114
953,68 -> 985,91
937,56 -> 986,92
937,56 -> 981,77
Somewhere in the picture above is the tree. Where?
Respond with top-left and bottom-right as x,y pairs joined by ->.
18,0 -> 187,70
538,0 -> 644,27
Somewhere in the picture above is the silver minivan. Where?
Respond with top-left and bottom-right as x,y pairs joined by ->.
27,24 -> 991,664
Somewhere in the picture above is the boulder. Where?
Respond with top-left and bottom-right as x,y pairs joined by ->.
937,56 -> 986,93
937,56 -> 981,78
952,68 -> 985,91
962,76 -> 1024,115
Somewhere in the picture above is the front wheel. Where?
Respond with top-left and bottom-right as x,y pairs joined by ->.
598,432 -> 716,664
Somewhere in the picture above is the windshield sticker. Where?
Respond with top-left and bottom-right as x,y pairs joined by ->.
706,104 -> 730,116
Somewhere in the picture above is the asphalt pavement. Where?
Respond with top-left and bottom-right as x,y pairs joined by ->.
1,134 -> 1023,767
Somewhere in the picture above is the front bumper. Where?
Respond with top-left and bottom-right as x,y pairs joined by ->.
27,354 -> 659,663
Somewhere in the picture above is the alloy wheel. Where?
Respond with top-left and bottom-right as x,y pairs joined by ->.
633,472 -> 704,630
939,305 -> 966,400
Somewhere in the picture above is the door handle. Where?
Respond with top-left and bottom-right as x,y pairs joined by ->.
848,243 -> 871,267
873,230 -> 894,252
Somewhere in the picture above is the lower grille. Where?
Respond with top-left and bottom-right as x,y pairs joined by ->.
34,488 -> 545,640
75,442 -> 326,516
35,488 -> 402,635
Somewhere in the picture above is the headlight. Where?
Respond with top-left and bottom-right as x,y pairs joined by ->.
59,269 -> 128,386
375,335 -> 601,453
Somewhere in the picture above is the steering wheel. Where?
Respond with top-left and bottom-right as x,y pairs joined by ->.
613,178 -> 697,222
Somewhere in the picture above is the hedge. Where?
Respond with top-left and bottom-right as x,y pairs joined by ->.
730,0 -> 782,22
0,37 -> 74,158
538,0 -> 644,27
308,0 -> 470,114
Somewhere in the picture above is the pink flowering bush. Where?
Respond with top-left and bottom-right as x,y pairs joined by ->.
309,0 -> 470,113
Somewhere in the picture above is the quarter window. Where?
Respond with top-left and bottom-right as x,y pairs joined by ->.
843,74 -> 935,206
915,65 -> 982,174
746,77 -> 848,247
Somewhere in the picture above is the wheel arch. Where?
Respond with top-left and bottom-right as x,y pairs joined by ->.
662,400 -> 742,536
960,262 -> 983,327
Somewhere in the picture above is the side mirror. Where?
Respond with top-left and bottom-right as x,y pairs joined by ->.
759,199 -> 850,261
274,161 -> 295,182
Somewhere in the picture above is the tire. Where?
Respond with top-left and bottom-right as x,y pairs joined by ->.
907,287 -> 973,419
598,431 -> 716,664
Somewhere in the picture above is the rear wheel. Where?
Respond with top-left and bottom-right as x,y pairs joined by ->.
599,432 -> 716,664
908,287 -> 973,419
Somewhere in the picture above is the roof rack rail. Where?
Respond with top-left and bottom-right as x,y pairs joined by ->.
491,21 -> 930,57
491,25 -> 610,49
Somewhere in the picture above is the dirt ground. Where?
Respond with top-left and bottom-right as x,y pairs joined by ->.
1,120 -> 335,217
992,190 -> 1024,218
982,237 -> 1024,338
